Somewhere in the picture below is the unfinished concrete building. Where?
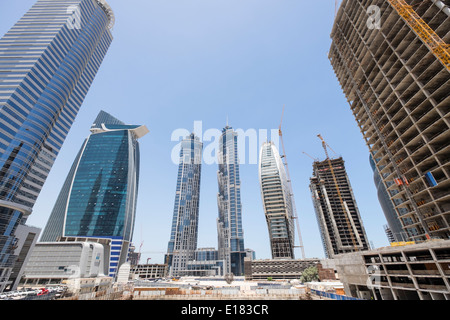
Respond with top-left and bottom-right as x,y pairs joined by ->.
333,240 -> 450,300
310,157 -> 370,258
329,0 -> 450,242
131,264 -> 168,280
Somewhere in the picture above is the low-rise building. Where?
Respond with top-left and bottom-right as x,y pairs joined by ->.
131,264 -> 168,280
21,241 -> 107,287
244,258 -> 320,280
333,240 -> 450,300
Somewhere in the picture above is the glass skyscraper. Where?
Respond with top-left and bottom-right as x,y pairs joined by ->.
166,133 -> 203,277
370,155 -> 406,242
40,111 -> 148,278
0,0 -> 114,289
217,125 -> 245,276
259,141 -> 295,259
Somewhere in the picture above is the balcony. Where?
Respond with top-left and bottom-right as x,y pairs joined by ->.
406,250 -> 434,262
411,269 -> 441,276
418,283 -> 448,292
385,269 -> 410,276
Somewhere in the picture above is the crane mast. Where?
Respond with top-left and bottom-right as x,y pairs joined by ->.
317,134 -> 358,251
387,0 -> 450,71
279,106 -> 306,259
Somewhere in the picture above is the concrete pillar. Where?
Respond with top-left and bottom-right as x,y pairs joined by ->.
430,248 -> 450,292
432,0 -> 450,17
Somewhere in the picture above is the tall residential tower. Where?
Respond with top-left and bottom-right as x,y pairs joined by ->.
166,133 -> 203,277
329,0 -> 450,242
310,157 -> 370,258
0,0 -> 114,290
40,111 -> 148,278
259,141 -> 295,259
217,125 -> 246,276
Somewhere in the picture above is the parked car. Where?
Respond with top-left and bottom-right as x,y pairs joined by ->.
7,291 -> 19,297
37,288 -> 49,296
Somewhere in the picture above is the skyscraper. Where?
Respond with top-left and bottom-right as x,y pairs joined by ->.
0,0 -> 114,289
217,125 -> 246,276
40,111 -> 148,278
329,0 -> 450,242
370,155 -> 406,242
258,141 -> 295,259
309,157 -> 370,258
166,133 -> 203,277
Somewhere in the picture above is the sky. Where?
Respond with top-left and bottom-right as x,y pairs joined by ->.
0,0 -> 390,264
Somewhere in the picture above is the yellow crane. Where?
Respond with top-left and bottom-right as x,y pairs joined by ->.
317,134 -> 359,252
387,0 -> 450,71
278,105 -> 306,259
302,151 -> 318,162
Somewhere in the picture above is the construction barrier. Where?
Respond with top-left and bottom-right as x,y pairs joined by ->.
310,289 -> 360,300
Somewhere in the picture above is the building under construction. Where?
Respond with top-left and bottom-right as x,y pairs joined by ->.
329,0 -> 450,242
310,157 -> 370,258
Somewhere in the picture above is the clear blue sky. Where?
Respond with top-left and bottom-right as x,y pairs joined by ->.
0,0 -> 390,263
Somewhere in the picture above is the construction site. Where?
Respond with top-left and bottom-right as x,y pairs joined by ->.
329,0 -> 450,243
130,276 -> 355,300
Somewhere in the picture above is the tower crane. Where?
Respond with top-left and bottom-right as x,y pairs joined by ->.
137,240 -> 144,264
317,134 -> 358,252
387,0 -> 450,71
279,105 -> 306,259
302,151 -> 318,162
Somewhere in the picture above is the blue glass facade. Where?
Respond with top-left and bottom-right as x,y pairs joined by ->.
217,126 -> 245,276
369,155 -> 406,242
166,133 -> 202,276
194,248 -> 218,261
0,0 -> 114,289
65,130 -> 131,239
41,111 -> 148,278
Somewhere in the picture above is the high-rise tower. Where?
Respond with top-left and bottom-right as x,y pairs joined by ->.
309,157 -> 370,258
370,155 -> 406,242
329,0 -> 450,242
259,141 -> 295,259
217,125 -> 246,276
166,133 -> 203,277
40,111 -> 148,278
0,0 -> 114,289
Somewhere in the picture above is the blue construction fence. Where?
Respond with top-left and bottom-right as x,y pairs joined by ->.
310,289 -> 361,300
